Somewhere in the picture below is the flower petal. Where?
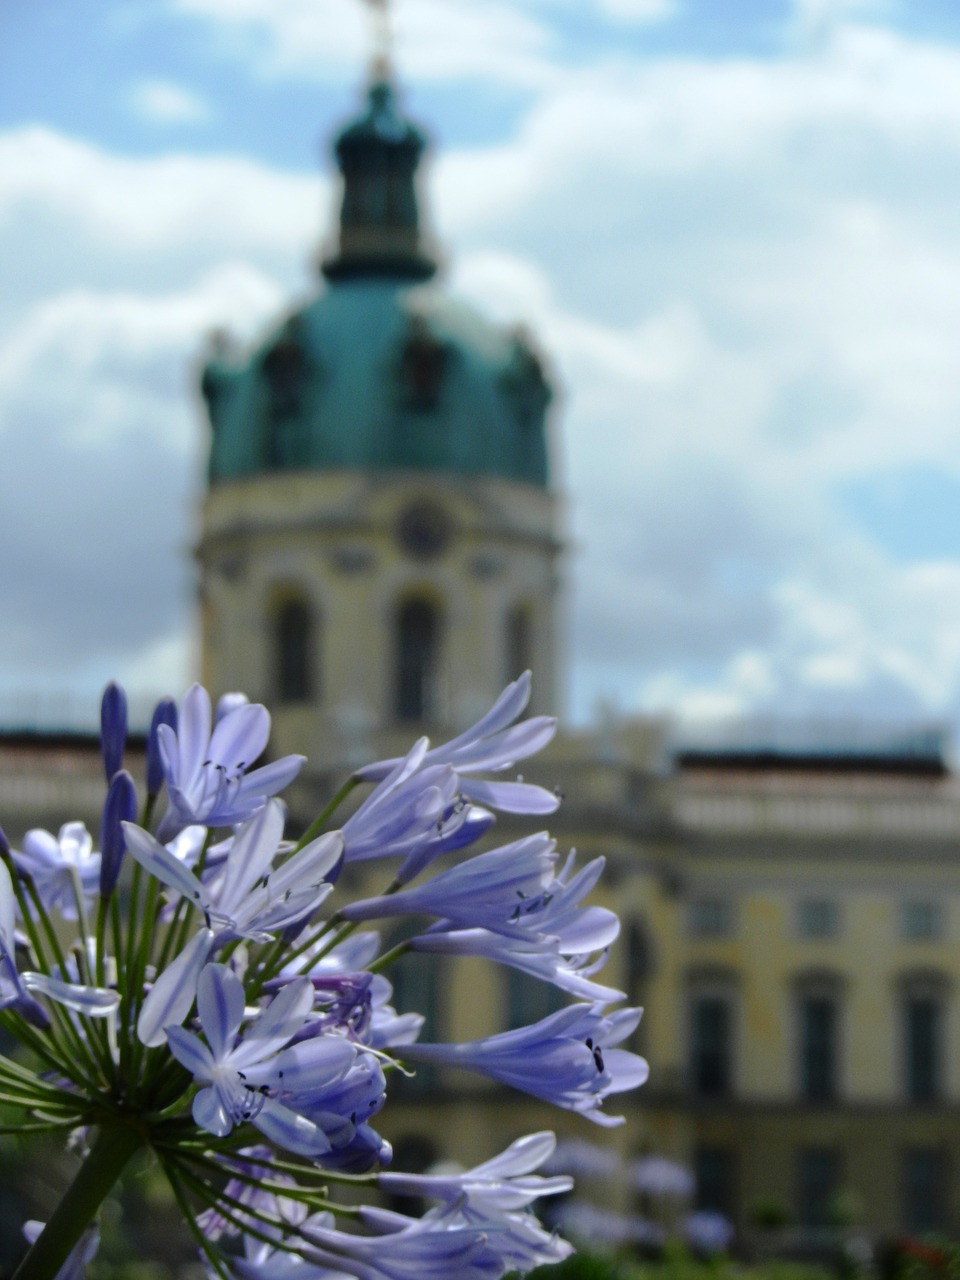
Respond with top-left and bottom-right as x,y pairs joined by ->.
192,1084 -> 232,1136
22,972 -> 119,1016
138,928 -> 215,1047
166,1025 -> 217,1078
229,976 -> 314,1070
253,1098 -> 332,1156
197,963 -> 245,1061
122,823 -> 209,911
207,702 -> 270,772
176,684 -> 212,787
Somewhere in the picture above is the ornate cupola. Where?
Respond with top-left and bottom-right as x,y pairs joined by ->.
195,42 -> 564,804
322,74 -> 438,283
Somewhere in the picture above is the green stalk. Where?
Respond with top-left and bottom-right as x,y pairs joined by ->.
12,1122 -> 143,1280
294,775 -> 360,850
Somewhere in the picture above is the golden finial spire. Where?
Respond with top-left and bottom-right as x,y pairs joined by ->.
362,0 -> 393,80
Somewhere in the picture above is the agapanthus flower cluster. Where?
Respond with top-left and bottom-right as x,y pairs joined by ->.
0,673 -> 647,1280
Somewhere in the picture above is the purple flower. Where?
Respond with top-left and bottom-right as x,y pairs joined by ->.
1,860 -> 118,1026
402,1003 -> 648,1126
15,823 -> 101,918
155,684 -> 304,838
553,1200 -> 661,1249
356,673 -> 559,816
683,1210 -> 734,1255
410,927 -> 624,1004
340,834 -> 559,938
633,1155 -> 694,1198
378,1131 -> 572,1212
406,850 -> 624,1002
198,1146 -> 307,1243
125,800 -> 342,942
299,1205 -> 503,1280
0,859 -> 48,1027
166,964 -> 356,1156
342,740 -> 490,881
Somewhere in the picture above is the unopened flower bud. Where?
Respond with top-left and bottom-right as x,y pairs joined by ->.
146,697 -> 177,798
99,682 -> 128,782
99,769 -> 137,897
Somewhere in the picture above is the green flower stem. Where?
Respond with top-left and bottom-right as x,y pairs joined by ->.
294,775 -> 360,851
367,939 -> 410,974
12,1122 -> 144,1280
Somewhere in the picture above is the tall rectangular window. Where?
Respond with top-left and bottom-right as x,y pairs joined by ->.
902,1149 -> 947,1234
689,897 -> 732,938
905,997 -> 941,1102
799,995 -> 837,1101
902,901 -> 943,941
797,1147 -> 840,1227
695,1146 -> 736,1218
796,899 -> 839,939
690,994 -> 732,1098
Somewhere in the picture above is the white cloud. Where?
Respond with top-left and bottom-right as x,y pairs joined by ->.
594,0 -> 677,21
171,0 -> 559,87
129,78 -> 212,125
0,127 -> 320,260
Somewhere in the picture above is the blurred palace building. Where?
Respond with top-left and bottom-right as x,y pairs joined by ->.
4,56 -> 960,1248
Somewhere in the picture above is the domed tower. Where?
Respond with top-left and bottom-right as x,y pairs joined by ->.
196,65 -> 563,781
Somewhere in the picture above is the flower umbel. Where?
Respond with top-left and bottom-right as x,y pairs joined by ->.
0,675 -> 646,1280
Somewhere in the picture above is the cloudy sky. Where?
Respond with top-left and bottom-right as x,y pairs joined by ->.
4,0 -> 960,736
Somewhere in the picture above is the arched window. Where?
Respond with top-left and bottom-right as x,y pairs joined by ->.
505,603 -> 532,686
275,597 -> 315,704
395,596 -> 440,721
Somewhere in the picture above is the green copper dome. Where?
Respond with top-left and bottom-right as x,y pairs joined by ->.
200,77 -> 553,490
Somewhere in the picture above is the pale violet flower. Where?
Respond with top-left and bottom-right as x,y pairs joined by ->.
378,1132 -> 572,1212
633,1154 -> 695,1198
401,1003 -> 648,1126
156,683 -> 305,837
410,927 -> 624,1004
125,800 -> 342,941
356,672 -> 559,816
340,834 -> 559,938
339,736 -> 496,882
553,1200 -> 662,1250
15,823 -> 101,918
683,1210 -> 735,1255
0,858 -> 116,1026
166,964 -> 355,1156
299,1205 -> 503,1280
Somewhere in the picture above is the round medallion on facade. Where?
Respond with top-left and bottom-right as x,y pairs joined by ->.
395,500 -> 453,559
